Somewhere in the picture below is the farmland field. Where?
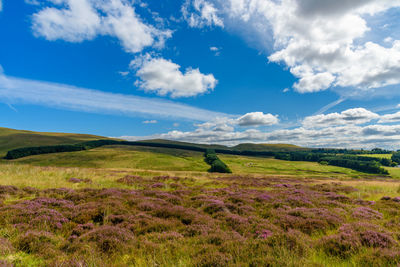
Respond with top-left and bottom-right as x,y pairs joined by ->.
1,134 -> 400,266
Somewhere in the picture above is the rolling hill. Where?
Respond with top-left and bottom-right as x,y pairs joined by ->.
0,127 -> 111,157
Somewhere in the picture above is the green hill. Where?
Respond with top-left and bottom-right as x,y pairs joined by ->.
232,143 -> 308,152
0,127 -> 110,157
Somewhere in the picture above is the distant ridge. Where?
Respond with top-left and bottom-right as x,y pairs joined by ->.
138,139 -> 308,152
0,127 -> 111,157
0,127 -> 307,158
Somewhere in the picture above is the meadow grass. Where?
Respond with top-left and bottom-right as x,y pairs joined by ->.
9,146 -> 209,172
358,154 -> 393,159
219,154 -> 370,179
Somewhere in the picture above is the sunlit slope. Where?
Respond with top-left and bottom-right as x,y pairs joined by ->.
10,145 -> 209,171
232,143 -> 309,152
0,127 -> 110,157
8,144 -> 377,178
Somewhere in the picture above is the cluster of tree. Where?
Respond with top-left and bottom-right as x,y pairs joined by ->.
311,148 -> 392,155
204,149 -> 232,173
392,152 -> 400,165
275,152 -> 390,174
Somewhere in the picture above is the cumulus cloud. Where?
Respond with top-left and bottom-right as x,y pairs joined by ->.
237,112 -> 279,126
121,123 -> 400,149
182,0 -> 400,94
182,0 -> 224,28
303,108 -> 379,128
31,0 -> 172,53
119,107 -> 400,149
379,111 -> 400,123
130,54 -> 218,98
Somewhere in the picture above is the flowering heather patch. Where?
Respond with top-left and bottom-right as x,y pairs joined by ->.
0,260 -> 13,267
150,182 -> 166,188
76,226 -> 134,254
0,238 -> 14,255
1,174 -> 400,266
319,222 -> 396,259
352,206 -> 383,220
16,230 -> 59,255
0,185 -> 18,196
68,178 -> 92,184
0,198 -> 71,230
116,175 -> 144,186
274,207 -> 343,234
256,229 -> 273,239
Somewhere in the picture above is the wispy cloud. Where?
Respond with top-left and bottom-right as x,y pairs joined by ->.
0,74 -> 227,121
143,120 -> 158,124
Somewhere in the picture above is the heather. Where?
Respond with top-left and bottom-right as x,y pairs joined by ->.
0,174 -> 399,266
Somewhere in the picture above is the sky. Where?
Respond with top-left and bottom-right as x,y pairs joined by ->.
0,0 -> 400,149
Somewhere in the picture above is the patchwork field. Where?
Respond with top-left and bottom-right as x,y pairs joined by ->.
1,130 -> 400,266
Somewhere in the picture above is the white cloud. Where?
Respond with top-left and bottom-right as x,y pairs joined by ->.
121,122 -> 400,149
210,46 -> 221,56
0,0 -> 2,12
182,0 -> 224,28
379,111 -> 400,123
118,71 -> 129,77
183,0 -> 400,95
31,0 -> 172,53
117,107 -> 400,149
143,120 -> 157,124
0,72 -> 227,122
303,108 -> 379,128
130,54 -> 218,98
237,112 -> 279,126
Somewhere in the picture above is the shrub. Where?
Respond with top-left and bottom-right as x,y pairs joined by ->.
193,246 -> 232,267
352,207 -> 383,220
77,226 -> 134,254
0,238 -> 14,255
16,231 -> 58,255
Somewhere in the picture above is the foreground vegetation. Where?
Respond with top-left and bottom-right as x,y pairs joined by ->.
1,167 -> 400,266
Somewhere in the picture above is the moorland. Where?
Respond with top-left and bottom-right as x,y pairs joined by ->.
1,127 -> 400,266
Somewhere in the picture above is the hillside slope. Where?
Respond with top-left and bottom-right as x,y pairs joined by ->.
0,127 -> 109,157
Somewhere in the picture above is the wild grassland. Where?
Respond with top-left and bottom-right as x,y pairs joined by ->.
219,154 -> 371,179
1,147 -> 400,266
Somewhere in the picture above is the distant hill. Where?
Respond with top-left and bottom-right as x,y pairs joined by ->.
140,139 -> 308,152
0,127 -> 308,159
137,139 -> 230,150
0,127 -> 111,157
232,143 -> 309,152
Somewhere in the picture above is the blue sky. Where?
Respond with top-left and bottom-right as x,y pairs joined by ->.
1,0 -> 400,149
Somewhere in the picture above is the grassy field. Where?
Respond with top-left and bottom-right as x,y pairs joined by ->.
219,154 -> 369,179
7,146 -> 209,172
359,154 -> 393,159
